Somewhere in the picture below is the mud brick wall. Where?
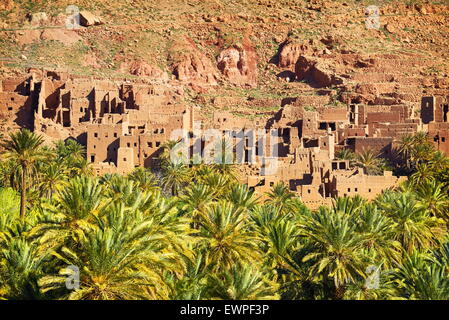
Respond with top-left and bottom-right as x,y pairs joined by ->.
366,112 -> 401,124
429,122 -> 449,156
337,127 -> 366,144
348,136 -> 393,159
86,123 -> 124,164
317,106 -> 348,122
330,172 -> 405,200
1,77 -> 30,94
0,92 -> 33,130
371,122 -> 418,138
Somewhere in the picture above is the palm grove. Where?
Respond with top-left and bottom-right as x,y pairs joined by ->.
1,129 -> 449,300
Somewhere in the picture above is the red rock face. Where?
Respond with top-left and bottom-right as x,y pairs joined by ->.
278,40 -> 312,69
217,37 -> 257,88
171,38 -> 218,86
127,60 -> 169,81
174,53 -> 218,85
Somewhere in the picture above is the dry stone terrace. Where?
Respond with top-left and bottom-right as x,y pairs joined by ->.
0,68 -> 448,208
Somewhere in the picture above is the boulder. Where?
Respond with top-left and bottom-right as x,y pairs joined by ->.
278,40 -> 312,69
295,55 -> 343,88
29,12 -> 48,26
79,11 -> 104,27
385,23 -> 397,34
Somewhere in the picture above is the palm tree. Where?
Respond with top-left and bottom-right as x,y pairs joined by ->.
210,136 -> 237,181
55,139 -> 85,162
250,204 -> 284,236
52,139 -> 88,177
208,265 -> 279,300
301,207 -> 367,299
257,212 -> 329,300
262,218 -> 302,272
160,162 -> 191,196
179,184 -> 215,228
376,191 -> 446,253
39,228 -> 164,299
354,148 -> 385,175
410,163 -> 434,186
411,143 -> 435,164
331,195 -> 365,216
127,167 -> 158,191
98,173 -> 121,187
265,182 -> 295,213
355,204 -> 401,267
166,253 -> 210,300
191,162 -> 214,179
394,251 -> 449,300
429,151 -> 449,173
0,238 -> 47,300
415,179 -> 449,220
30,176 -> 104,250
226,184 -> 258,210
404,132 -> 434,165
71,158 -> 92,177
159,139 -> 186,167
197,201 -> 261,272
343,270 -> 398,300
40,201 -> 188,300
102,175 -> 146,207
199,172 -> 231,198
397,134 -> 415,169
412,131 -> 429,144
1,129 -> 48,218
36,162 -> 68,199
0,188 -> 20,245
57,176 -> 104,220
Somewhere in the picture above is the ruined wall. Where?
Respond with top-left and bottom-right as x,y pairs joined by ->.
117,147 -> 135,174
421,96 -> 436,124
317,106 -> 348,122
370,122 -> 419,138
348,136 -> 393,158
0,91 -> 33,130
330,171 -> 406,200
301,110 -> 319,137
359,104 -> 411,124
0,76 -> 34,131
366,112 -> 401,124
337,127 -> 366,144
429,122 -> 449,156
1,68 -> 424,209
421,96 -> 449,124
86,122 -> 125,164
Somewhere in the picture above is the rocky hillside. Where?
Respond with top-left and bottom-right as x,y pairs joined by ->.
0,0 -> 448,125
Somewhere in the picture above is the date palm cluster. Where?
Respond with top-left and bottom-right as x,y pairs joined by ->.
1,129 -> 449,300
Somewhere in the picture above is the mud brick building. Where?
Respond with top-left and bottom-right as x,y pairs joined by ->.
424,96 -> 449,154
1,68 -> 448,208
